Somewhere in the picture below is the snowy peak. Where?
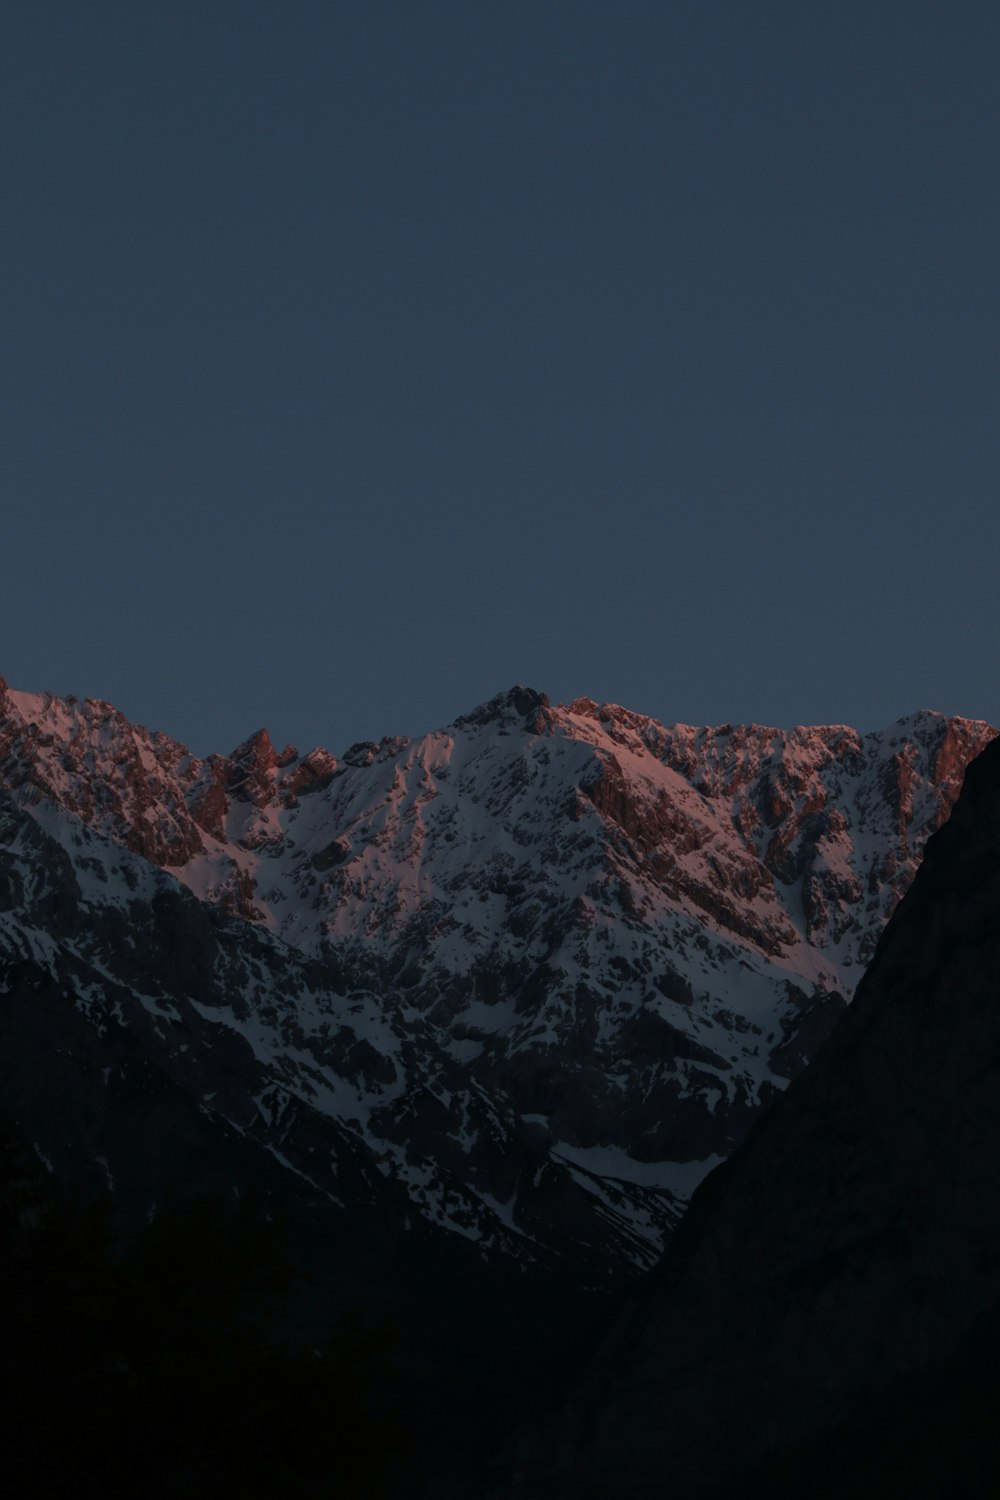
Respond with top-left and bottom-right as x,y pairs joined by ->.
0,680 -> 993,977
452,684 -> 552,730
1,680 -> 993,951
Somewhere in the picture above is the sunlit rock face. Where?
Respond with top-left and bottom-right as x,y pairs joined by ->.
0,673 -> 994,1283
523,733 -> 1000,1497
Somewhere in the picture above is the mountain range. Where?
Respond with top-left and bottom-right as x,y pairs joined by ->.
2,674 -> 997,1492
0,676 -> 993,1285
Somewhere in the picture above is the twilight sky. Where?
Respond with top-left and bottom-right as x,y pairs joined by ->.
2,1 -> 996,758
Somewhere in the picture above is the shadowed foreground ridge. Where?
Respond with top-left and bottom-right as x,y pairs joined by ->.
517,734 -> 1000,1496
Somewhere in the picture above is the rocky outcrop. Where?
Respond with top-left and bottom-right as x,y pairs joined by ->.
283,746 -> 337,802
226,727 -> 279,804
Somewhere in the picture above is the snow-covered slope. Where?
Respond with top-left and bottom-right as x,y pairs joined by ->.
0,677 -> 993,1279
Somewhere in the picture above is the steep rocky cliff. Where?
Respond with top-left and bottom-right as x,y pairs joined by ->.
519,733 -> 1000,1496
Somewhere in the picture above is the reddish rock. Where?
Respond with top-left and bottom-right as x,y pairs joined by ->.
283,747 -> 337,802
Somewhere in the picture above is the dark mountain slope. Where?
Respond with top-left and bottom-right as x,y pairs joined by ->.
0,786 -> 612,1487
517,733 -> 1000,1497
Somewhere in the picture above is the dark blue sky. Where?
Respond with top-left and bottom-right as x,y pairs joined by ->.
2,1 -> 996,756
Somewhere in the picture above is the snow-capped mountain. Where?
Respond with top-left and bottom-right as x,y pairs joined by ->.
0,676 -> 993,1283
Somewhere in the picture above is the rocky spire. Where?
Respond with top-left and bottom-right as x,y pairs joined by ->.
226,727 -> 278,804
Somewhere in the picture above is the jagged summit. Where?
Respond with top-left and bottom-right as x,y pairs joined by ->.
229,725 -> 277,760
452,683 -> 551,729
